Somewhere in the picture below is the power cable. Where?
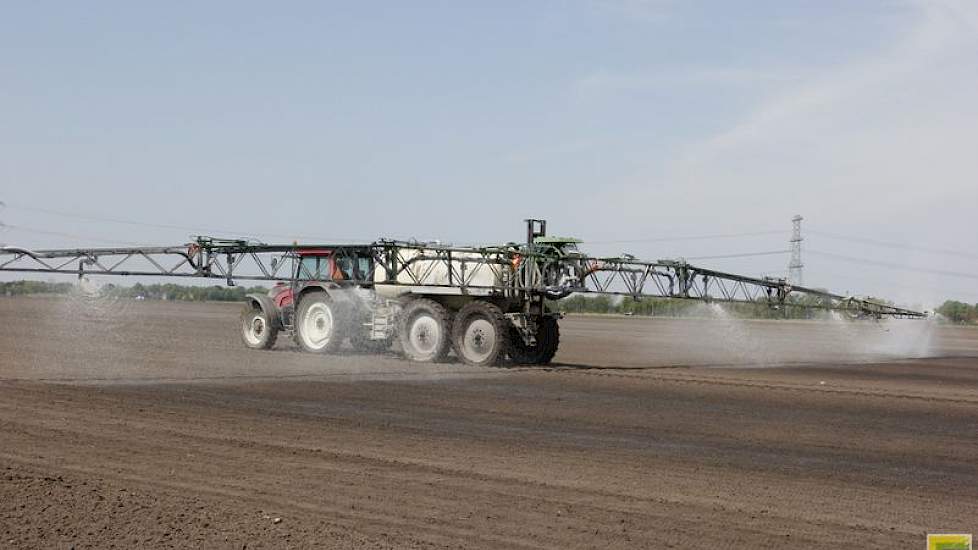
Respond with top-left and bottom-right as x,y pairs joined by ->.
2,202 -> 373,244
808,250 -> 978,281
586,229 -> 786,244
2,223 -> 145,246
808,268 -> 978,302
808,229 -> 978,261
683,250 -> 790,261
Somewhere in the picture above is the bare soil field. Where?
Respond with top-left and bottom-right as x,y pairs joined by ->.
1,296 -> 977,549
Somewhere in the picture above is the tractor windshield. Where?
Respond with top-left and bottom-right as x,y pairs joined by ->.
335,253 -> 373,281
297,255 -> 329,280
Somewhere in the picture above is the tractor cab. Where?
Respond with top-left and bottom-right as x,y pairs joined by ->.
293,248 -> 373,282
294,249 -> 341,281
268,247 -> 375,310
533,236 -> 583,258
531,236 -> 588,299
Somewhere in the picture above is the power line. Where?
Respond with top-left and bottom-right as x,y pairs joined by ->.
7,201 -> 797,249
809,268 -> 978,302
585,229 -> 786,244
684,250 -> 790,261
808,229 -> 978,261
808,250 -> 978,281
2,223 -> 144,246
2,202 -> 373,244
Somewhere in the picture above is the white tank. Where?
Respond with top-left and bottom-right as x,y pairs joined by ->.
373,247 -> 512,298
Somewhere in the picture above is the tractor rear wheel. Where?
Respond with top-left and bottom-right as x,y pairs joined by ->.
241,305 -> 278,350
398,298 -> 452,362
295,292 -> 345,353
508,316 -> 560,365
452,301 -> 509,367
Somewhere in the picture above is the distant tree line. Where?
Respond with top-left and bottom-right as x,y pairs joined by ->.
0,280 -> 76,296
0,280 -> 267,302
935,300 -> 978,324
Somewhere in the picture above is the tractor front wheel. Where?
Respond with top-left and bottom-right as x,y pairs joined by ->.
508,315 -> 560,365
241,305 -> 278,350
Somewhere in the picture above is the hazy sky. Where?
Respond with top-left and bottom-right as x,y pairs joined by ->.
2,1 -> 976,307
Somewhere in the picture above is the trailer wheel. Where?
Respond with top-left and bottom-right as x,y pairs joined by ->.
398,298 -> 452,362
509,316 -> 560,365
452,301 -> 509,367
295,292 -> 345,353
241,305 -> 278,350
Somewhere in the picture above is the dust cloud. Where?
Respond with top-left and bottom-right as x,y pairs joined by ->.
0,283 -> 951,384
669,302 -> 939,367
0,285 -> 495,384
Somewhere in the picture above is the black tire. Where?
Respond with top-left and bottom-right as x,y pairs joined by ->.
240,305 -> 278,350
508,316 -> 560,365
451,301 -> 510,367
294,292 -> 346,353
398,298 -> 452,362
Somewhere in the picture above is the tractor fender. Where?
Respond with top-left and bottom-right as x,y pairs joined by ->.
245,293 -> 283,329
294,283 -> 362,327
295,282 -> 356,306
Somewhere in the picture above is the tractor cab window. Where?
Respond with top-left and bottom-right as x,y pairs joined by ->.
334,252 -> 373,281
297,255 -> 330,281
335,256 -> 354,280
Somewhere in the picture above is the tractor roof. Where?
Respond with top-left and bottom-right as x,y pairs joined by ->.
534,236 -> 582,245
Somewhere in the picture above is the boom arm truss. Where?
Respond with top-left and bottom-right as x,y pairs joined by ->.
0,235 -> 925,319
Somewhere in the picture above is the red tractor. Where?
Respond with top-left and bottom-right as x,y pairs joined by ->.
239,247 -> 391,354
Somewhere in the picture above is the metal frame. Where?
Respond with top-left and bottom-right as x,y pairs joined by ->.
0,223 -> 926,319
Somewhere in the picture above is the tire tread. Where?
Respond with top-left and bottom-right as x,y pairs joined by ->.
451,301 -> 510,367
398,298 -> 452,362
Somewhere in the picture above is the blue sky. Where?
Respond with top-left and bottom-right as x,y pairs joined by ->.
2,1 -> 977,306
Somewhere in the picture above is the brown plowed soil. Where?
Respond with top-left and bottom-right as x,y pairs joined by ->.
1,296 -> 976,549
